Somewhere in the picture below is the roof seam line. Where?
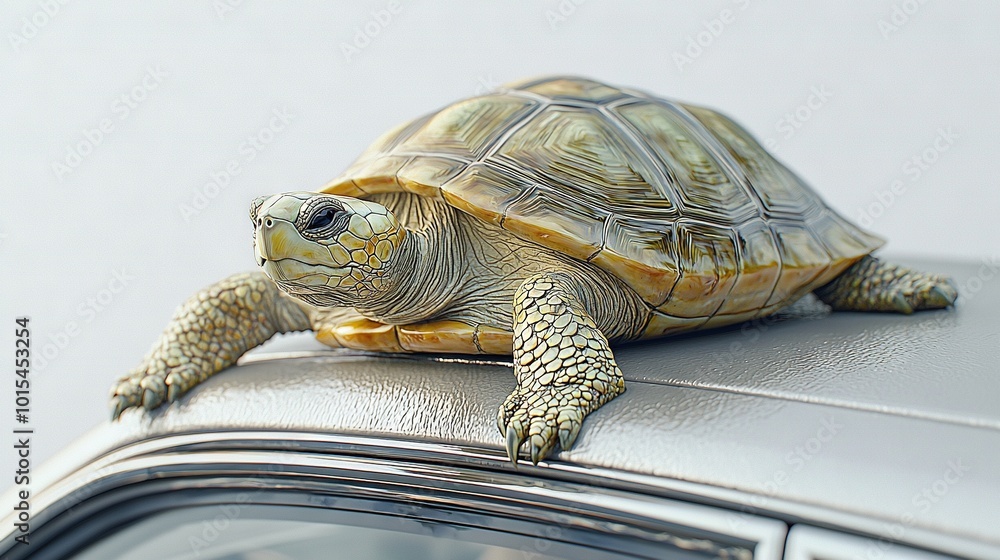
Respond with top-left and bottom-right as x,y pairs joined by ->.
625,377 -> 1000,431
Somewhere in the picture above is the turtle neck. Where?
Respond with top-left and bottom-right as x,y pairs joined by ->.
354,223 -> 465,325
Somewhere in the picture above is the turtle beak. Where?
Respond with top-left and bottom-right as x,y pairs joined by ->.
254,217 -> 291,281
254,221 -> 270,268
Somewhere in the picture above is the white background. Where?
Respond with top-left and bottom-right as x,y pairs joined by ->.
1,1 -> 998,472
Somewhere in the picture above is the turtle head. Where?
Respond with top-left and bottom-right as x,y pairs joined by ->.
251,192 -> 406,307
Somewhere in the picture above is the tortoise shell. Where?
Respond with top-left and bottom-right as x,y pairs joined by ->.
321,76 -> 884,332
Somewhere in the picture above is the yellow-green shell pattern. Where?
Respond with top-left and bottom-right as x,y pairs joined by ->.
322,76 -> 884,331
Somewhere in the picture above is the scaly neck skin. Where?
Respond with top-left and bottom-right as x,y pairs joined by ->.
353,227 -> 463,325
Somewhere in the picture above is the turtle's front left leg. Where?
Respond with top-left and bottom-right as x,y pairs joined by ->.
109,272 -> 312,419
498,273 -> 626,465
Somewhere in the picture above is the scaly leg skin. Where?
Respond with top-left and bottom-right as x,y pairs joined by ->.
498,273 -> 626,466
109,272 -> 312,419
814,255 -> 958,314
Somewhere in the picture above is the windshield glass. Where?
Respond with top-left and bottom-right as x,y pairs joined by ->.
70,503 -> 651,560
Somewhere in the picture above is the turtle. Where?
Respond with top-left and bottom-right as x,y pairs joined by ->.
110,76 -> 958,465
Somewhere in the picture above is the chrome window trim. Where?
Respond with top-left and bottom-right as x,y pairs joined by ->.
0,430 -> 785,560
115,431 -> 1000,558
3,429 -> 994,559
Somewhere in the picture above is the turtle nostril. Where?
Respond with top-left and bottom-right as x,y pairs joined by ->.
256,218 -> 262,227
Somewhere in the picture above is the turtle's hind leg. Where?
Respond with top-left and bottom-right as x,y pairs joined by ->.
814,255 -> 957,314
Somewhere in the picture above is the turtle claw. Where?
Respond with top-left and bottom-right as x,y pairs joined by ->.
167,376 -> 183,403
875,273 -> 959,315
891,292 -> 914,315
926,284 -> 958,309
109,395 -> 128,421
142,389 -> 161,409
890,276 -> 958,313
530,435 -> 556,466
558,420 -> 581,451
108,374 -> 141,420
506,423 -> 525,466
140,376 -> 167,409
496,409 -> 507,438
498,383 -> 603,466
109,362 -> 198,421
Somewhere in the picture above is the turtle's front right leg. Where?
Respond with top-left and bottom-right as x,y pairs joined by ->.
109,271 -> 312,419
498,273 -> 626,465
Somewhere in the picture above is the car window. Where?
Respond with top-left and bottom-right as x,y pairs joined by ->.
69,504 -> 656,560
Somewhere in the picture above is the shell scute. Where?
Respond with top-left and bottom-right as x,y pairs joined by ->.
397,95 -> 537,160
767,221 -> 833,307
716,219 -> 781,315
397,156 -> 463,199
659,221 -> 740,318
684,104 -> 821,219
502,185 -> 606,261
613,101 -> 757,223
440,162 -> 530,226
589,215 -> 679,306
492,105 -> 676,217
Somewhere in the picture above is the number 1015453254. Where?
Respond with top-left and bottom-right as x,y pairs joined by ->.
14,317 -> 30,425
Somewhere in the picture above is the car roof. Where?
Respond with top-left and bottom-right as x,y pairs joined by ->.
25,257 -> 1000,556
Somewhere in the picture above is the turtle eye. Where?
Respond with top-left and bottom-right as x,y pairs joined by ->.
306,207 -> 338,231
